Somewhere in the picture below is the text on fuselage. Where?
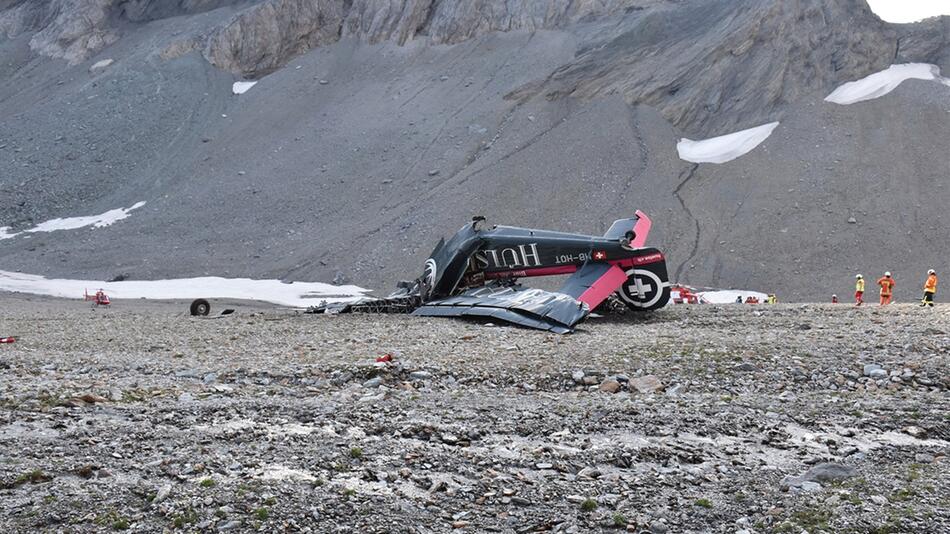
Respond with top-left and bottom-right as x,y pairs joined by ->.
476,243 -> 542,269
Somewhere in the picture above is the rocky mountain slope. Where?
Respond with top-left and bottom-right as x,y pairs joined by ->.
0,0 -> 947,300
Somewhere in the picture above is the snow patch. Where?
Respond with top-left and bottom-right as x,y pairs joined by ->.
27,201 -> 146,233
2,202 -> 146,240
0,270 -> 369,307
695,290 -> 769,304
89,58 -> 113,71
677,122 -> 779,164
825,63 -> 948,105
232,81 -> 257,94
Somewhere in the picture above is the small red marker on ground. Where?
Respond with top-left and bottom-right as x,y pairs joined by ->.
0,337 -> 15,344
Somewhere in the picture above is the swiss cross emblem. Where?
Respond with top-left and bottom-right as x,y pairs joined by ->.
593,251 -> 606,260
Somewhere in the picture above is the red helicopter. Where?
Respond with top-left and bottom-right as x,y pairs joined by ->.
84,289 -> 111,307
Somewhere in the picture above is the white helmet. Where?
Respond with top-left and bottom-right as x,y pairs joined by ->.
855,274 -> 862,279
884,271 -> 891,277
928,269 -> 935,275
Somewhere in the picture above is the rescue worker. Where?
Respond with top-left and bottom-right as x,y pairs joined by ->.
920,269 -> 937,307
877,272 -> 895,305
854,274 -> 865,306
832,294 -> 838,304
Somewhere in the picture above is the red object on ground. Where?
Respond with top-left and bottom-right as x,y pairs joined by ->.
376,354 -> 393,363
670,284 -> 699,304
84,289 -> 111,306
0,337 -> 14,344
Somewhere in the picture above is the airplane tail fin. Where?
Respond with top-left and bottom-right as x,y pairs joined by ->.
604,210 -> 652,248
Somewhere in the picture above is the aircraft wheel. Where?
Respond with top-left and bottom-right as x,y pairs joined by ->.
190,299 -> 211,316
616,268 -> 670,311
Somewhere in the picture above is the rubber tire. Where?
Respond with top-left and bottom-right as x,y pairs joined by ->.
190,299 -> 211,316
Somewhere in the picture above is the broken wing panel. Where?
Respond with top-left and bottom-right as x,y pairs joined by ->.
559,263 -> 628,310
412,285 -> 588,333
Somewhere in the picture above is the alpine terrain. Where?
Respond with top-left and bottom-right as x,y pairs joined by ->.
1,2 -> 950,533
0,0 -> 947,299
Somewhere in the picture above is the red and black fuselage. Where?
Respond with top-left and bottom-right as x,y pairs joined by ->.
421,211 -> 670,311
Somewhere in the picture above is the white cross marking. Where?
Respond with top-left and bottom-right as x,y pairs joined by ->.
628,278 -> 654,297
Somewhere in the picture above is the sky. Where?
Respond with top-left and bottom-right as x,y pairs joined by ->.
866,0 -> 950,23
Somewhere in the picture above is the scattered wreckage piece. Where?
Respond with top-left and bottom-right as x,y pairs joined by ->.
414,285 -> 588,334
189,299 -> 236,316
190,299 -> 211,316
311,211 -> 671,333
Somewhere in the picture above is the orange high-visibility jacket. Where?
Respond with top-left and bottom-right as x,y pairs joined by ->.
878,277 -> 895,296
924,274 -> 938,293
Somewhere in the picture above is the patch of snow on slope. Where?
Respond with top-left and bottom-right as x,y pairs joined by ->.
825,63 -> 948,105
1,202 -> 147,240
0,270 -> 369,307
677,122 -> 779,164
232,81 -> 258,94
696,290 -> 769,304
89,59 -> 114,71
27,202 -> 146,233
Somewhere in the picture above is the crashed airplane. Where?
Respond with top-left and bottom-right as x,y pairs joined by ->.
314,211 -> 670,333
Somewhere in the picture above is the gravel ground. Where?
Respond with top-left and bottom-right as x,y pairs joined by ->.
0,298 -> 948,533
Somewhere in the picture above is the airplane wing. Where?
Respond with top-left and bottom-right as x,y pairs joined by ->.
412,284 -> 589,334
558,262 -> 628,311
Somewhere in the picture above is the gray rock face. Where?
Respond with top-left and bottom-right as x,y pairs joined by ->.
543,0 -> 901,134
116,0 -> 253,22
0,0 -> 944,130
421,0 -> 664,45
188,0 -> 946,133
2,0 -> 941,126
0,0 -> 118,64
204,0 -> 348,76
204,0 -> 667,76
896,17 -> 950,70
125,0 -> 946,134
341,0 -> 433,45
